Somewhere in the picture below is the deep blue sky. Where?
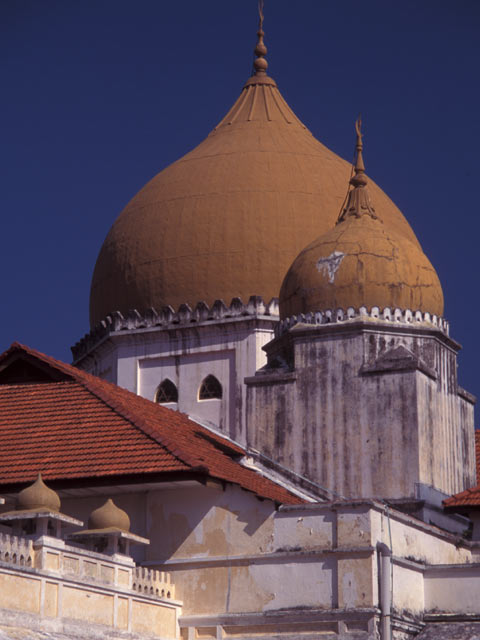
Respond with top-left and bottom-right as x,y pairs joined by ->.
2,1 -> 480,403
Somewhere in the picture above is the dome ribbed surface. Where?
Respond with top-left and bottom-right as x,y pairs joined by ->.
279,215 -> 444,319
90,74 -> 421,327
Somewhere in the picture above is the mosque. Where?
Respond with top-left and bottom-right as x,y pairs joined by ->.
0,6 -> 480,640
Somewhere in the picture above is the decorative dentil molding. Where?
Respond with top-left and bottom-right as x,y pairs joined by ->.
276,306 -> 450,338
72,296 -> 279,361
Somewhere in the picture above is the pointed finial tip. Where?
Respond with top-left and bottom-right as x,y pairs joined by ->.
355,115 -> 362,147
336,116 -> 376,224
353,115 -> 366,178
253,0 -> 268,75
258,0 -> 264,28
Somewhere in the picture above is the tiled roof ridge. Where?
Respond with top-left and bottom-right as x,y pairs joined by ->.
3,343 -> 213,470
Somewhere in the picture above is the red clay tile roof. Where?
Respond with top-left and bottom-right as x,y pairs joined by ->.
0,343 -> 304,505
443,485 -> 480,510
444,431 -> 480,510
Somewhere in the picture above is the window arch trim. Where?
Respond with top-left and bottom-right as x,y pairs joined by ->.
198,374 -> 222,400
155,378 -> 178,404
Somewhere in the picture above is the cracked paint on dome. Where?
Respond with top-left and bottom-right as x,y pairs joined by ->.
316,251 -> 345,284
279,215 -> 444,319
279,118 -> 444,319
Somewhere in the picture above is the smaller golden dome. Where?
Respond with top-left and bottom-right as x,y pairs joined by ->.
279,216 -> 444,318
17,473 -> 61,513
279,119 -> 444,319
88,499 -> 130,532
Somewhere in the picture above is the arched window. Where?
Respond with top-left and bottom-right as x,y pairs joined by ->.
198,375 -> 222,400
155,379 -> 178,403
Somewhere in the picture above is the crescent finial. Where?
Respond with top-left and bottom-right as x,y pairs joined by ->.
258,0 -> 264,30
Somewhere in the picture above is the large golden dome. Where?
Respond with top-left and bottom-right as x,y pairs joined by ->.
279,123 -> 444,319
89,38 -> 421,327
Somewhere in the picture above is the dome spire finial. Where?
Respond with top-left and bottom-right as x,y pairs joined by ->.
337,116 -> 377,224
253,0 -> 268,75
353,116 -> 366,178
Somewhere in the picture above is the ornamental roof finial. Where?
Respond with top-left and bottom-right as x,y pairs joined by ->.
337,117 -> 377,224
253,0 -> 268,75
352,116 -> 366,184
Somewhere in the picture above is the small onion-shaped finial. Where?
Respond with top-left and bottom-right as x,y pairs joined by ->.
17,473 -> 61,512
253,0 -> 268,75
88,498 -> 131,532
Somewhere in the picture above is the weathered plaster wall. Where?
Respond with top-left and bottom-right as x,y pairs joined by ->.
59,485 -> 478,622
424,565 -> 480,614
145,485 -> 276,563
247,330 -> 419,497
56,483 -> 471,621
144,486 -> 350,616
392,563 -> 424,616
247,321 -> 476,499
141,487 -> 474,621
0,568 -> 178,636
370,508 -> 471,566
0,532 -> 179,639
8,481 -> 477,638
416,358 -> 476,495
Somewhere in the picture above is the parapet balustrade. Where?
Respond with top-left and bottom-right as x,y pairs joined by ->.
0,527 -> 175,601
0,531 -> 33,568
0,481 -> 174,602
133,566 -> 174,599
